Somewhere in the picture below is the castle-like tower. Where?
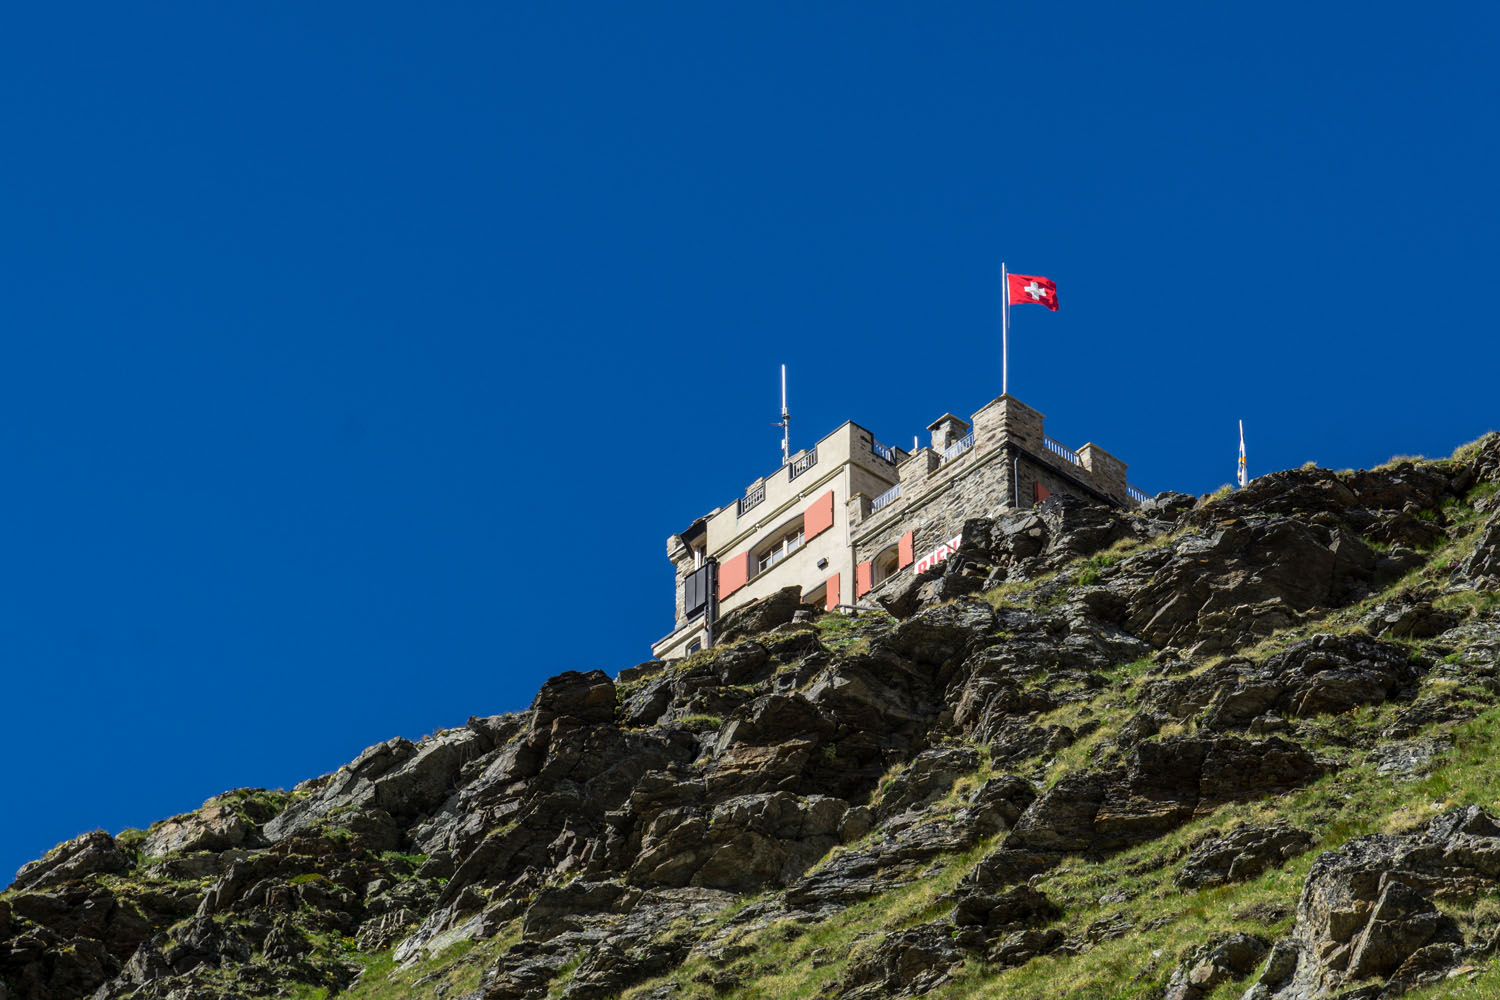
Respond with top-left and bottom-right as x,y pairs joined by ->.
652,394 -> 1145,659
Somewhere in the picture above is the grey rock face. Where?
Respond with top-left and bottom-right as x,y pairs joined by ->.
1134,634 -> 1422,735
1175,825 -> 1314,889
1008,736 -> 1324,855
10,831 -> 130,891
1251,806 -> 1500,1000
1462,512 -> 1500,582
874,746 -> 980,818
142,802 -> 253,858
837,923 -> 965,999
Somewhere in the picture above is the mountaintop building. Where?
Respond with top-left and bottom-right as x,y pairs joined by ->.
652,393 -> 1148,660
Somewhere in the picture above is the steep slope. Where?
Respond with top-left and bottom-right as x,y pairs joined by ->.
5,434 -> 1500,1000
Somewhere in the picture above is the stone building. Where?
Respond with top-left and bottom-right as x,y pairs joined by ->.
651,394 -> 1148,660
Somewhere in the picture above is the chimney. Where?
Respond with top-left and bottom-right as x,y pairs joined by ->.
926,413 -> 971,453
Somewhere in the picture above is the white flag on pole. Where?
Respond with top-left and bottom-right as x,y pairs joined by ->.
1237,420 -> 1247,487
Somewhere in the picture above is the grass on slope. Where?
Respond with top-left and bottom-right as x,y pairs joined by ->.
285,923 -> 523,1000
618,836 -> 1000,1000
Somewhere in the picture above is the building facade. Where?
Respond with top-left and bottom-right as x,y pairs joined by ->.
651,394 -> 1147,660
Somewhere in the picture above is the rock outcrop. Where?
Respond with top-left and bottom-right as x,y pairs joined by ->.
4,433 -> 1499,1000
1246,806 -> 1500,1000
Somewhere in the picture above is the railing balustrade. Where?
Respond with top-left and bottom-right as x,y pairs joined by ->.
736,483 -> 766,517
870,482 -> 903,513
788,447 -> 818,481
1126,483 -> 1152,505
872,440 -> 898,464
1043,435 -> 1083,467
942,432 -> 975,461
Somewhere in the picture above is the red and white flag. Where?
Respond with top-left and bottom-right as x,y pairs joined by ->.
1007,273 -> 1059,311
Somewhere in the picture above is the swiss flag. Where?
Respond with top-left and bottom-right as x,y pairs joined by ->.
1008,273 -> 1059,311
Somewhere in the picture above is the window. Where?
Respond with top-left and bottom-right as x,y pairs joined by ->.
755,523 -> 804,575
683,564 -> 711,619
872,545 -> 902,585
687,638 -> 703,655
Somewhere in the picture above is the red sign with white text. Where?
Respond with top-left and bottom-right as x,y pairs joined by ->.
913,535 -> 963,574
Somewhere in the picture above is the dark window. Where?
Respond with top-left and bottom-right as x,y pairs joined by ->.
683,564 -> 710,618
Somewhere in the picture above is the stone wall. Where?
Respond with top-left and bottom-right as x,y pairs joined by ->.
847,395 -> 1137,605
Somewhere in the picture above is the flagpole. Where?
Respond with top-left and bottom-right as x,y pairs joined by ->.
1000,261 -> 1009,396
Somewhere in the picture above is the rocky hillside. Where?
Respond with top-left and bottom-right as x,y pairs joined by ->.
7,436 -> 1500,1000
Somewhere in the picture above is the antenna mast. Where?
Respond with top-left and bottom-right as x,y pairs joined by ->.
780,364 -> 791,466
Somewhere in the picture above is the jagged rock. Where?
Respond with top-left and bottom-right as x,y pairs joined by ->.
786,809 -> 996,912
988,926 -> 1067,967
1008,736 -> 1323,855
10,831 -> 130,891
951,883 -> 1059,935
143,802 -> 253,858
1462,512 -> 1500,582
1114,514 -> 1412,654
881,599 -> 997,669
1162,931 -> 1267,1000
628,791 -> 847,892
354,907 -> 419,951
559,887 -> 735,1000
262,916 -> 311,963
985,721 -> 1076,767
1140,491 -> 1197,520
618,660 -> 665,684
1250,806 -> 1500,999
1174,825 -> 1314,889
714,587 -> 808,646
523,879 -> 626,940
532,669 -> 617,725
967,775 -> 1037,835
621,675 -> 673,727
1136,634 -> 1422,733
266,721 -> 505,843
1382,698 -> 1475,739
837,922 -> 964,998
1363,591 -> 1462,639
1365,737 -> 1450,778
1032,495 -> 1144,565
875,746 -> 979,818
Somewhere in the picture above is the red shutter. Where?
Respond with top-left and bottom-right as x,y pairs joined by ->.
897,531 -> 914,569
1034,481 -> 1052,504
804,490 -> 835,540
718,552 -> 750,599
825,573 -> 840,611
856,561 -> 873,598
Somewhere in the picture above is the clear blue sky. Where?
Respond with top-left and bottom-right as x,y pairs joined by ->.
3,2 -> 1496,880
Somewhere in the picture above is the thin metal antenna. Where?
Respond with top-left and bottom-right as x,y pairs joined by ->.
780,364 -> 791,466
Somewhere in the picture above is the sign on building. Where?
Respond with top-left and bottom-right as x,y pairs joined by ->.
913,535 -> 963,575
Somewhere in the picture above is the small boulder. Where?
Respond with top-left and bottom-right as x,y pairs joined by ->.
1162,932 -> 1268,1000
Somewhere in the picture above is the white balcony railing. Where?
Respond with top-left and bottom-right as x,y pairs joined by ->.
942,432 -> 975,461
871,482 -> 903,513
1043,435 -> 1083,467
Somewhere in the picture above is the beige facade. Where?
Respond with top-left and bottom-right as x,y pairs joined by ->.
651,394 -> 1147,660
